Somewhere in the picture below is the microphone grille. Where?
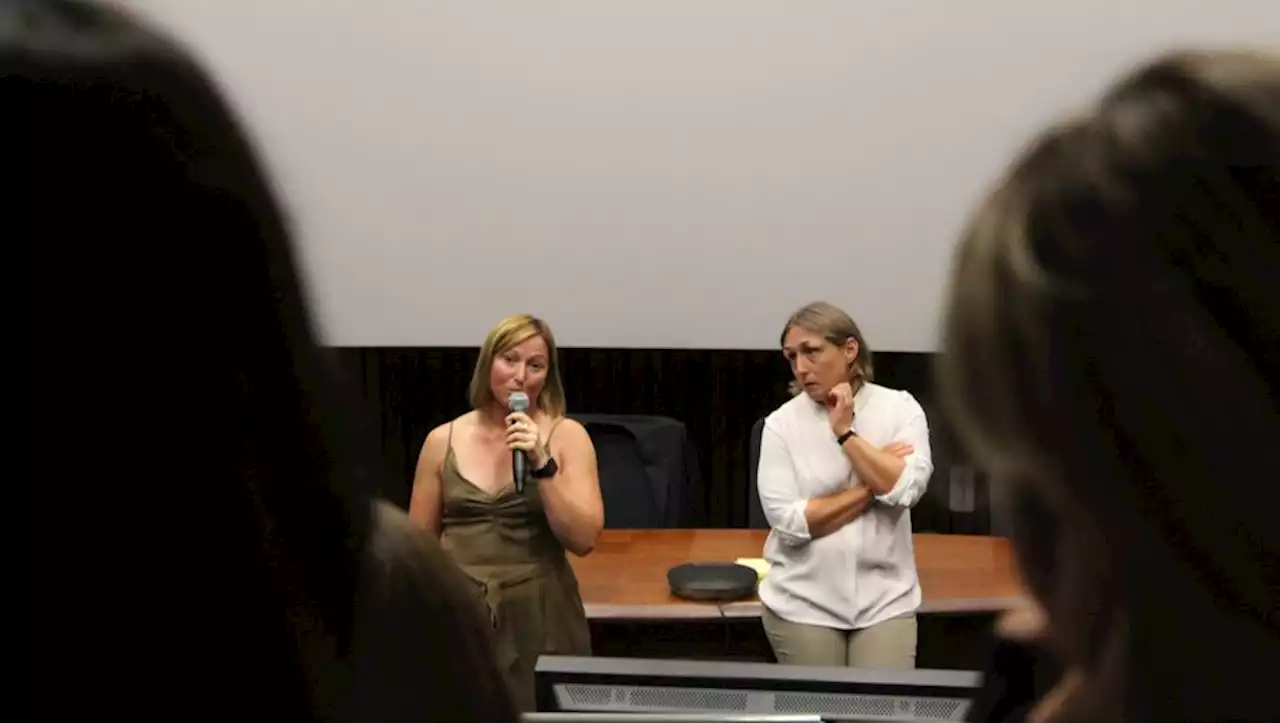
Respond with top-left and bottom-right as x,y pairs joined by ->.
508,391 -> 530,412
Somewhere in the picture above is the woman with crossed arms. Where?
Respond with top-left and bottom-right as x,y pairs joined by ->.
757,301 -> 934,668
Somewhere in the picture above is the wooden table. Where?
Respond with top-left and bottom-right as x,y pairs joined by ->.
568,529 -> 1028,620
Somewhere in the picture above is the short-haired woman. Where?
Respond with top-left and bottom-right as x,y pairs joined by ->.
757,301 -> 934,668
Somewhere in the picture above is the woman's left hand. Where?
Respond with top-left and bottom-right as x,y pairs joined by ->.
505,412 -> 548,467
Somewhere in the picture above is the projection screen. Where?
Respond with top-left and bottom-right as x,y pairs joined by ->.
125,0 -> 1278,350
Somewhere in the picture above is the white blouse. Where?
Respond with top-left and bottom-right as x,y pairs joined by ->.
756,382 -> 933,630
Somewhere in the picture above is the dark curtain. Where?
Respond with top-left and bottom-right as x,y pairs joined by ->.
333,347 -> 990,532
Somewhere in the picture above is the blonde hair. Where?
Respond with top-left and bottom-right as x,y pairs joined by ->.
781,301 -> 874,395
468,314 -> 567,417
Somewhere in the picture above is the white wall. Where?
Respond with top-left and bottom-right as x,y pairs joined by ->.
126,0 -> 1277,350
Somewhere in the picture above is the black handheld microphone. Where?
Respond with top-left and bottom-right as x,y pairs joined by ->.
508,391 -> 530,493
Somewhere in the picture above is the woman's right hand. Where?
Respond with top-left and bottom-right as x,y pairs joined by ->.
826,381 -> 856,435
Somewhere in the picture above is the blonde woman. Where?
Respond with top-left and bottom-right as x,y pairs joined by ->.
757,302 -> 934,668
408,314 -> 603,711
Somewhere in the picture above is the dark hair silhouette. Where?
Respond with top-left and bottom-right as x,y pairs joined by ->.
8,2 -> 515,721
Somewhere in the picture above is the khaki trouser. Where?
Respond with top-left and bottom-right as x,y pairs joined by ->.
762,605 -> 918,668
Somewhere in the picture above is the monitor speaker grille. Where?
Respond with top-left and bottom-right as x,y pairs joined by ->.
555,683 -> 970,720
775,692 -> 898,716
561,684 -> 616,708
913,697 -> 966,720
563,684 -> 749,712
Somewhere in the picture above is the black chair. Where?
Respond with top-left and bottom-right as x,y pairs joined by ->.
571,414 -> 701,529
747,417 -> 768,529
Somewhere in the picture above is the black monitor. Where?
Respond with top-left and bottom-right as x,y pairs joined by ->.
524,715 -> 823,723
535,656 -> 980,721
524,715 -> 823,722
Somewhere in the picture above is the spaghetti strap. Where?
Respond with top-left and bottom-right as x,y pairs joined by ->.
446,421 -> 455,451
545,418 -> 567,445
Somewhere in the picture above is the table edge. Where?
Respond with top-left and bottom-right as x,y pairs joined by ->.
586,595 -> 1031,621
585,603 -> 723,620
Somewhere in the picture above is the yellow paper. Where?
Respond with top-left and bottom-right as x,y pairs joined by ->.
735,557 -> 771,580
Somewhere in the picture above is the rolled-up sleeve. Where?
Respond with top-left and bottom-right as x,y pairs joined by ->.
875,395 -> 934,508
757,424 -> 811,546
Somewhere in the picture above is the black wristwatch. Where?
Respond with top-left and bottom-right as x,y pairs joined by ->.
835,428 -> 857,446
532,456 -> 559,479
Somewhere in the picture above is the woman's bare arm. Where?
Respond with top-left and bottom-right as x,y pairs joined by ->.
407,424 -> 449,537
533,419 -> 604,556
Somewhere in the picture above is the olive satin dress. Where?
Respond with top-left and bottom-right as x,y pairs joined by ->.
439,422 -> 592,711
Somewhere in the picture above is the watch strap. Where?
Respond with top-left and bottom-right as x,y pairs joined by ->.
531,456 -> 559,479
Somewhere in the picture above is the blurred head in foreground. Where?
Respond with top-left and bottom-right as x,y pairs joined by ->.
940,50 -> 1280,722
6,1 -> 514,721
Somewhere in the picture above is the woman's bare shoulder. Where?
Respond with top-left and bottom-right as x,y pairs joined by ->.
546,416 -> 590,447
422,411 -> 476,450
